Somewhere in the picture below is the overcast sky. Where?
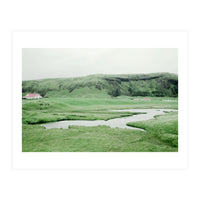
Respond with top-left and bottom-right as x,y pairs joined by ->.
22,48 -> 178,80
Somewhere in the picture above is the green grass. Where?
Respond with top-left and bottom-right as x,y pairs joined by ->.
45,87 -> 111,98
22,96 -> 178,124
22,122 -> 177,152
22,96 -> 178,152
127,111 -> 178,148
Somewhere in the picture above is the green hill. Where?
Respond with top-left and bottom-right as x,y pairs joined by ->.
22,73 -> 178,98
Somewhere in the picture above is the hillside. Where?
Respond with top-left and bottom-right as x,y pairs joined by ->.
22,73 -> 178,98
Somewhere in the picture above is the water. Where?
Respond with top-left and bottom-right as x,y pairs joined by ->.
40,109 -> 177,131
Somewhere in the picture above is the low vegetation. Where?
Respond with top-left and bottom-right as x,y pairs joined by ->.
22,120 -> 177,152
22,96 -> 178,152
22,97 -> 178,124
22,73 -> 178,152
127,111 -> 178,148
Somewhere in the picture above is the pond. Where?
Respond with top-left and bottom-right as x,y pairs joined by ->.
40,109 -> 177,131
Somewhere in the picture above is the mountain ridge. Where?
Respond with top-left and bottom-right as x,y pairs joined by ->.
22,72 -> 178,98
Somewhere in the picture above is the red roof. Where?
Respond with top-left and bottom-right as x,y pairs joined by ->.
25,93 -> 41,97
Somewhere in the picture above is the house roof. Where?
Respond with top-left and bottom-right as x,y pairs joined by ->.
25,93 -> 41,97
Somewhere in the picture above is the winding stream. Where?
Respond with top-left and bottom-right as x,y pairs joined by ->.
40,109 -> 177,131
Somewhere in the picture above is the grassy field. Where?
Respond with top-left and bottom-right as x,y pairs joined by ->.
22,96 -> 178,152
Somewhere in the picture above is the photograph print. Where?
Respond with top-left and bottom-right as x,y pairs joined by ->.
22,48 -> 178,152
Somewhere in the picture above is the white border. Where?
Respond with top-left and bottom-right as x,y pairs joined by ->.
12,31 -> 188,169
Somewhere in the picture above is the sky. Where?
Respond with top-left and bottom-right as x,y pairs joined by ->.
22,48 -> 178,80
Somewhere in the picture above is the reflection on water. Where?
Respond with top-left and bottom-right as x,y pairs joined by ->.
40,109 -> 177,131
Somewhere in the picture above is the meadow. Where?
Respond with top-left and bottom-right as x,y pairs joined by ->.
22,96 -> 178,152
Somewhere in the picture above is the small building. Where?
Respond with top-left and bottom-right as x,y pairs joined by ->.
23,93 -> 42,99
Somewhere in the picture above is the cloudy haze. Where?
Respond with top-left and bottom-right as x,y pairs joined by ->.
22,48 -> 178,80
